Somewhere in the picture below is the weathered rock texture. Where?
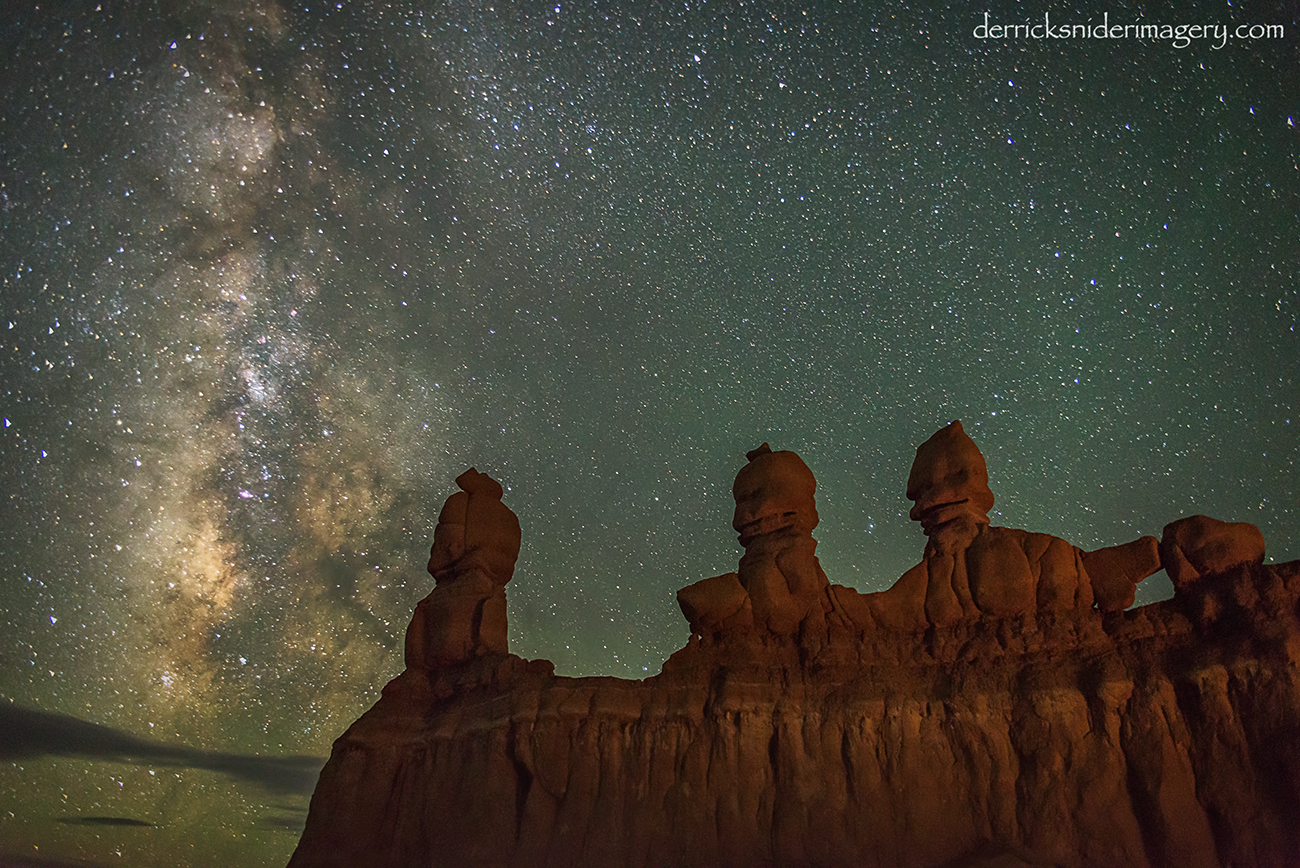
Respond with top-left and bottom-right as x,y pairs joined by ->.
874,420 -> 1162,627
290,430 -> 1299,868
403,468 -> 521,669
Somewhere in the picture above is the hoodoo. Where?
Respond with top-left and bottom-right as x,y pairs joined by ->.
290,424 -> 1298,868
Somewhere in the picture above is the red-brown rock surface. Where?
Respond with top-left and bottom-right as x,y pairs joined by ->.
870,420 -> 1163,627
289,437 -> 1300,868
404,468 -> 521,669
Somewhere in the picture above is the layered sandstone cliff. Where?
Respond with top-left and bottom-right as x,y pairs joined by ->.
289,427 -> 1297,868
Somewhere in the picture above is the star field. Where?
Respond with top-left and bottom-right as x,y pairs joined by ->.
1,2 -> 1296,865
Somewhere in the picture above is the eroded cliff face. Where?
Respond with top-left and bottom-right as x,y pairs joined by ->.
289,559 -> 1300,868
289,438 -> 1299,868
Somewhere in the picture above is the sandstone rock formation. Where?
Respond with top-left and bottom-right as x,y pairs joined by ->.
1160,514 -> 1267,590
403,468 -> 520,669
679,443 -> 837,651
866,421 -> 1162,630
290,436 -> 1298,868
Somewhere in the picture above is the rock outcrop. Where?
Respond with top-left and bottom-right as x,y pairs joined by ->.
679,443 -> 834,648
865,420 -> 1163,630
1160,514 -> 1267,591
403,468 -> 521,669
289,426 -> 1299,868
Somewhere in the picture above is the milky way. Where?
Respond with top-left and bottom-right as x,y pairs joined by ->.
1,2 -> 1296,865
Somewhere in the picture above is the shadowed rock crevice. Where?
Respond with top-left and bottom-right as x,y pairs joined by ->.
290,424 -> 1294,868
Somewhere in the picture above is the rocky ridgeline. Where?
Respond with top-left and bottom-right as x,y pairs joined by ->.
288,423 -> 1298,868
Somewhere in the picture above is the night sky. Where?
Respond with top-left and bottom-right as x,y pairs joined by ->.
1,1 -> 1296,865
